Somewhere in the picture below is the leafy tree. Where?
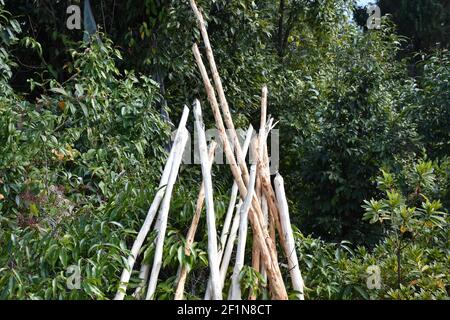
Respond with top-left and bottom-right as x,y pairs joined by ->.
293,159 -> 448,300
362,159 -> 449,298
278,19 -> 421,243
0,32 -> 171,298
412,51 -> 450,159
378,0 -> 450,53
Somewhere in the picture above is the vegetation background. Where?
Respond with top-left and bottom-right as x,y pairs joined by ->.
0,0 -> 448,299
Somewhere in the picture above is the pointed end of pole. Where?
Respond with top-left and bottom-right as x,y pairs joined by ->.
193,100 -> 205,129
193,99 -> 202,116
246,124 -> 254,139
179,105 -> 190,128
262,85 -> 268,96
274,172 -> 283,184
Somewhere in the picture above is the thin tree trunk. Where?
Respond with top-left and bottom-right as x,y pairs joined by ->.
230,165 -> 257,300
189,0 -> 248,182
249,90 -> 267,300
204,126 -> 254,299
146,128 -> 189,300
219,202 -> 242,290
256,87 -> 288,261
174,140 -> 217,300
193,100 -> 222,300
274,174 -> 305,300
217,186 -> 238,259
259,123 -> 272,286
260,194 -> 268,282
132,263 -> 150,299
115,106 -> 189,300
218,125 -> 253,261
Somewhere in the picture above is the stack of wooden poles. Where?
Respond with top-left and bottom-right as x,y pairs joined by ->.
114,0 -> 305,301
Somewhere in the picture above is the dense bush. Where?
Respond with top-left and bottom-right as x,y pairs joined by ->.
361,159 -> 449,299
412,51 -> 450,159
0,17 -> 171,297
294,159 -> 449,300
278,21 -> 422,244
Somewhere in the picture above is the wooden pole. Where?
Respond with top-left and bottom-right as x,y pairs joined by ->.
192,43 -> 287,300
115,106 -> 189,300
146,127 -> 189,300
193,100 -> 222,300
190,4 -> 285,270
258,86 -> 268,163
190,4 -> 275,258
249,86 -> 268,300
260,190 -> 269,284
189,0 -> 248,181
257,87 -> 287,251
189,0 -> 285,278
132,263 -> 150,299
219,201 -> 241,291
230,165 -> 257,300
204,126 -> 253,299
174,140 -> 217,300
218,126 -> 253,261
274,173 -> 305,300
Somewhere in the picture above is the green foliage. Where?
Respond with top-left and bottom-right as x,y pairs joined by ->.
239,265 -> 267,299
378,0 -> 450,53
0,0 -> 20,84
0,34 -> 170,299
0,0 -> 449,300
293,158 -> 449,299
361,159 -> 449,298
412,51 -> 450,159
279,19 -> 421,244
